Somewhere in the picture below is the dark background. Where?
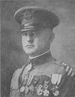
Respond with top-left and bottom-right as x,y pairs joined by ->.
1,0 -> 75,97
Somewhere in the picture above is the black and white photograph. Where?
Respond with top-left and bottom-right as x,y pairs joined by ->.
1,0 -> 75,97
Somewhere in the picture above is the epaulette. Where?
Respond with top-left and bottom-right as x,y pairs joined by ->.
55,60 -> 74,77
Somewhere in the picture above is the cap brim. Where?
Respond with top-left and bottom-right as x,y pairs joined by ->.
14,6 -> 59,28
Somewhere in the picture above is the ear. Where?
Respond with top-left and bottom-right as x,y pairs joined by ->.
49,30 -> 55,43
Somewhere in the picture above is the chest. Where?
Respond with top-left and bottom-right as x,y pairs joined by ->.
19,64 -> 62,97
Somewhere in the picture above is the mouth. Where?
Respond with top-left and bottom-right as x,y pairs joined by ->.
26,45 -> 34,48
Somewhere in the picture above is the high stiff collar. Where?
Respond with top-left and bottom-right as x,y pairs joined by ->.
28,51 -> 55,66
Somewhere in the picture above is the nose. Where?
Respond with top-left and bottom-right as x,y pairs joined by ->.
27,34 -> 34,43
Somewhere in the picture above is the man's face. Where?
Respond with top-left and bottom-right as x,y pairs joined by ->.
21,28 -> 52,56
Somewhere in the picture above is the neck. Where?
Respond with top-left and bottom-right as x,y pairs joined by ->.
29,50 -> 50,60
28,50 -> 55,66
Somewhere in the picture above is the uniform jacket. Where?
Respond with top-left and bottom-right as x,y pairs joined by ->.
10,52 -> 75,97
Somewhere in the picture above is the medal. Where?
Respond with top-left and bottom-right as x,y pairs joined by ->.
29,85 -> 34,92
53,90 -> 59,96
37,84 -> 43,96
43,89 -> 49,96
25,86 -> 29,94
20,86 -> 25,92
43,81 -> 49,96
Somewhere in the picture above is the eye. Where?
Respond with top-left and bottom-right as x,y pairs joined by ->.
29,32 -> 35,37
24,32 -> 28,36
21,31 -> 28,36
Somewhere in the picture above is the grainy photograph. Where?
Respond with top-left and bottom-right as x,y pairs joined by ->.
1,0 -> 75,97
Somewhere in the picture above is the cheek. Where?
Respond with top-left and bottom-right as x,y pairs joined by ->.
22,36 -> 27,46
34,38 -> 39,46
38,35 -> 50,47
35,37 -> 45,49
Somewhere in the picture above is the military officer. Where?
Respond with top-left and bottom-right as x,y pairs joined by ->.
10,6 -> 75,97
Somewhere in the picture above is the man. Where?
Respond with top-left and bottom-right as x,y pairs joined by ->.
10,6 -> 75,97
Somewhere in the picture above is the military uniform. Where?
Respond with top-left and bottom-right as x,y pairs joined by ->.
10,6 -> 75,97
10,51 -> 75,97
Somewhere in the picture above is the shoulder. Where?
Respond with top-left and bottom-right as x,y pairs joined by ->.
52,60 -> 74,76
10,65 -> 25,89
55,61 -> 75,96
50,60 -> 75,87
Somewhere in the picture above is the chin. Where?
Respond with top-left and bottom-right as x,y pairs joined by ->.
24,48 -> 37,55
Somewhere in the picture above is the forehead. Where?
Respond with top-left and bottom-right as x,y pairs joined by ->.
21,28 -> 51,37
